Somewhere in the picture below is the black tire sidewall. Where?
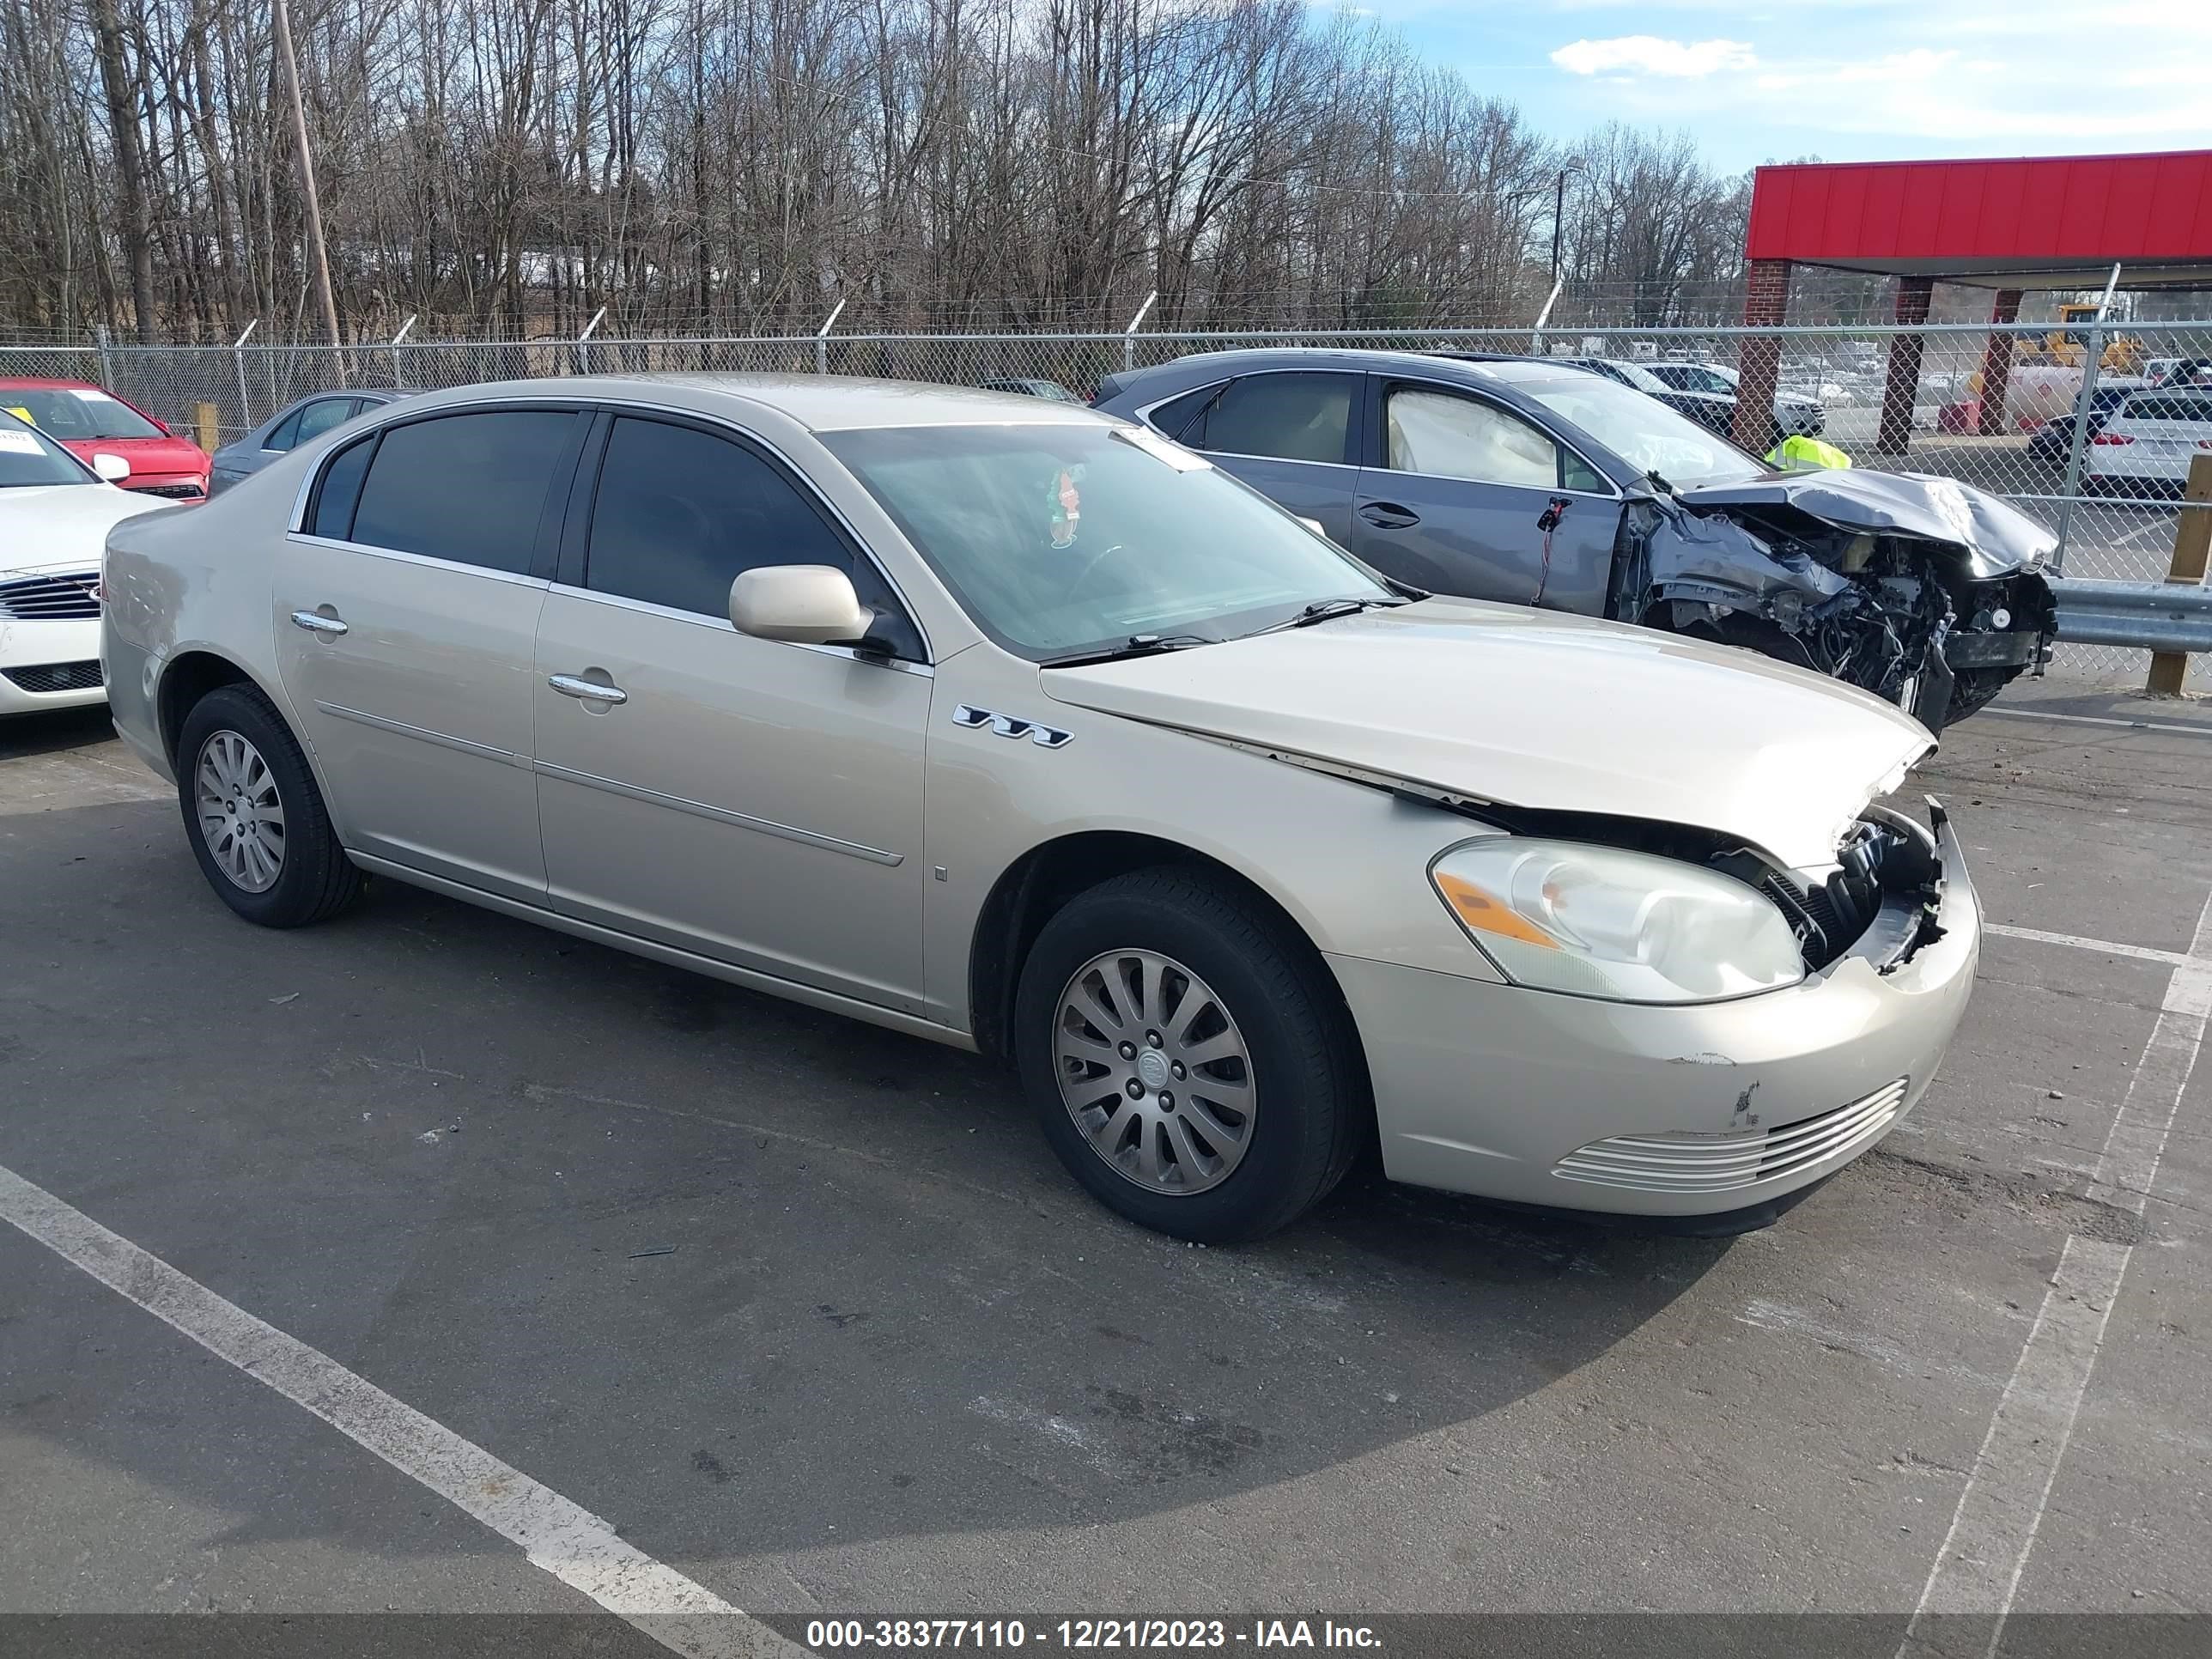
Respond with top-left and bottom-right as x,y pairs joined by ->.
1013,873 -> 1350,1242
176,685 -> 351,927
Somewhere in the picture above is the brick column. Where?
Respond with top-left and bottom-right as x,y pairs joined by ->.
1876,275 -> 1935,456
1735,258 -> 1790,453
1977,288 -> 2023,436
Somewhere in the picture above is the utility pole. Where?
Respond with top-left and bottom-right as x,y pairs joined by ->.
273,0 -> 343,378
1548,163 -> 1583,291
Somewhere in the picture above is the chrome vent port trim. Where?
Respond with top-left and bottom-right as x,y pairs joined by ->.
1553,1077 -> 1909,1194
0,571 -> 101,621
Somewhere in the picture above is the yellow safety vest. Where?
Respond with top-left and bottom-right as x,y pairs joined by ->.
1765,433 -> 1853,471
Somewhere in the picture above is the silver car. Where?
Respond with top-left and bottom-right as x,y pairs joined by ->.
102,376 -> 1980,1240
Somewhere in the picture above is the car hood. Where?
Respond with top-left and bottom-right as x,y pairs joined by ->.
1676,467 -> 2056,577
57,433 -> 210,477
0,483 -> 173,574
1038,599 -> 1932,869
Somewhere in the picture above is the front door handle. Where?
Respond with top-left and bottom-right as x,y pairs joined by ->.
290,609 -> 348,635
549,672 -> 628,705
1358,501 -> 1421,530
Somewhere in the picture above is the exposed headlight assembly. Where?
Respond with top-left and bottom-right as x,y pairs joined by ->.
1430,839 -> 1806,1004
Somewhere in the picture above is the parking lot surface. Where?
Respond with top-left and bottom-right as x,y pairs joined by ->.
3,677 -> 2211,1637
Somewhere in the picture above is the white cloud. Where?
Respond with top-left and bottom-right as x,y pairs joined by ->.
1550,34 -> 1758,77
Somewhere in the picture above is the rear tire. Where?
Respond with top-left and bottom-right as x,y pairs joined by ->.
177,684 -> 363,927
1014,867 -> 1366,1242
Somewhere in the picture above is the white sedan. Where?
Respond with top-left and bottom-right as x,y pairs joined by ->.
0,411 -> 172,716
2084,388 -> 2212,497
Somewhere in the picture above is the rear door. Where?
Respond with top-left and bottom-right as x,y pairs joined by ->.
531,410 -> 931,1011
1347,376 -> 1624,613
1152,370 -> 1363,540
272,404 -> 588,900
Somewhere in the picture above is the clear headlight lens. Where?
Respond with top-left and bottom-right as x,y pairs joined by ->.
1430,839 -> 1806,1004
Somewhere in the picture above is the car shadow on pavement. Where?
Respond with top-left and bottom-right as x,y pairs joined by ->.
0,793 -> 1733,1573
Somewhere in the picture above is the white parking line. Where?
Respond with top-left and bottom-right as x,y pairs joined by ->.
1902,892 -> 2212,1653
1981,707 -> 2212,738
0,1161 -> 802,1659
1983,923 -> 2196,968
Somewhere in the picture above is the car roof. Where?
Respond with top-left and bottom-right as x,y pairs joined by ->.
0,377 -> 100,391
1105,346 -> 1605,391
379,372 -> 1104,433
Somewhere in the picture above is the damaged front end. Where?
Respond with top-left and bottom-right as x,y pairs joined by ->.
1610,470 -> 2057,729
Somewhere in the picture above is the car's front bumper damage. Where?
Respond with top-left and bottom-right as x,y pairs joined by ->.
1332,806 -> 1979,1224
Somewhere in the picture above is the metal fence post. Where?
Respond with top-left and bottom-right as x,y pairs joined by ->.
2148,453 -> 2212,696
815,298 -> 847,374
389,313 -> 416,386
1123,290 -> 1157,372
92,324 -> 113,390
575,305 -> 606,375
232,319 -> 258,426
1528,279 -> 1564,357
2053,264 -> 2122,574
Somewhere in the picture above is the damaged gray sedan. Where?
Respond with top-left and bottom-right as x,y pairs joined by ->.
1091,349 -> 2055,726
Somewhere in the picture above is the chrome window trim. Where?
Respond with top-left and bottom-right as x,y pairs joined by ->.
535,759 -> 903,866
1381,379 -> 1626,501
542,581 -> 933,677
292,391 -> 940,665
282,532 -> 553,589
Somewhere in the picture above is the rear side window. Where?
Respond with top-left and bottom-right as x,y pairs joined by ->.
1186,373 -> 1353,465
310,435 -> 374,538
350,410 -> 577,573
585,416 -> 854,616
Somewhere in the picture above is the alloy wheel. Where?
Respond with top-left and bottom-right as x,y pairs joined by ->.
1054,948 -> 1256,1195
194,729 -> 287,893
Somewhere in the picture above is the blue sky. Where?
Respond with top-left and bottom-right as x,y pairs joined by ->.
1366,0 -> 2212,175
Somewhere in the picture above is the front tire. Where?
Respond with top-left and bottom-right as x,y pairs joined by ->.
177,684 -> 363,927
1013,868 -> 1365,1242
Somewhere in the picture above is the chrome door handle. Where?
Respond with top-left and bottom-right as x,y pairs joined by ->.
549,673 -> 628,705
291,610 -> 348,635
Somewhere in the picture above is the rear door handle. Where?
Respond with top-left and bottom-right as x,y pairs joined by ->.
1358,501 -> 1420,530
549,672 -> 628,705
290,609 -> 348,635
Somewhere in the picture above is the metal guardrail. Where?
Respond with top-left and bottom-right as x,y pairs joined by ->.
2051,578 -> 2212,655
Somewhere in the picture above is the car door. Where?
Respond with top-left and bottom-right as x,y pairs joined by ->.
532,410 -> 931,1012
1347,377 -> 1625,614
1151,370 -> 1362,540
272,404 -> 589,900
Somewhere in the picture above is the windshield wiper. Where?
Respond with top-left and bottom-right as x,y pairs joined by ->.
1257,595 -> 1407,634
1039,633 -> 1217,668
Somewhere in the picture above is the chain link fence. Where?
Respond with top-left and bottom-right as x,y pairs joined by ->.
7,318 -> 2207,684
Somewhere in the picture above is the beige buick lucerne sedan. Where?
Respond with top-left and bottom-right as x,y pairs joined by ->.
101,376 -> 1979,1240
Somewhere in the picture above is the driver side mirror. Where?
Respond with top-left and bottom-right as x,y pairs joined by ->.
729,564 -> 873,647
91,452 -> 131,482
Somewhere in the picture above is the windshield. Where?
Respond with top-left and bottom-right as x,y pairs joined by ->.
1517,373 -> 1768,489
2,386 -> 164,441
0,410 -> 96,488
823,423 -> 1391,659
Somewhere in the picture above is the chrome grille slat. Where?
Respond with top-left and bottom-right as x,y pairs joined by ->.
1554,1078 -> 1909,1194
0,571 -> 101,621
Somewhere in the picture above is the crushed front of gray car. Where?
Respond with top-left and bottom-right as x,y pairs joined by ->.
1610,468 -> 2057,728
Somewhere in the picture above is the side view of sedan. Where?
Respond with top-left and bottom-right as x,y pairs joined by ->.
209,388 -> 410,496
104,375 -> 1978,1241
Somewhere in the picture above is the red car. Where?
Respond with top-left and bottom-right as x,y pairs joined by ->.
0,378 -> 211,501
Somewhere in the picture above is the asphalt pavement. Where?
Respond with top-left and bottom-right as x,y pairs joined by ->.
3,675 -> 2210,1646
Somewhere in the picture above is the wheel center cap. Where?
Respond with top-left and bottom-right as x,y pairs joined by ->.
1135,1049 -> 1170,1091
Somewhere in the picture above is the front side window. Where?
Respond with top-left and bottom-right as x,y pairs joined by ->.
349,410 -> 578,573
1,386 -> 165,441
585,417 -> 854,617
823,422 -> 1389,659
1183,373 -> 1353,465
1386,388 -> 1561,489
